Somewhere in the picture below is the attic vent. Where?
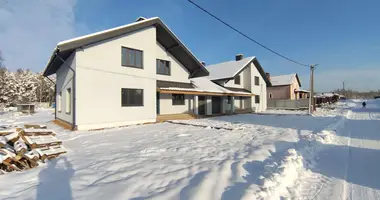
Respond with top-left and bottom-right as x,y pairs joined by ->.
236,54 -> 244,61
136,17 -> 147,22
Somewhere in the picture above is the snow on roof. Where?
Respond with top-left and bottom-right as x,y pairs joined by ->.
206,57 -> 255,80
295,89 -> 310,93
270,74 -> 297,86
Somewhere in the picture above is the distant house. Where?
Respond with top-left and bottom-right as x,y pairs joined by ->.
205,54 -> 272,112
266,73 -> 309,100
42,17 -> 264,130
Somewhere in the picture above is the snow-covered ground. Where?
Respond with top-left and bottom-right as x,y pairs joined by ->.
0,99 -> 379,200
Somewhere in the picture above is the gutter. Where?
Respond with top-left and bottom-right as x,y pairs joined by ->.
56,51 -> 76,131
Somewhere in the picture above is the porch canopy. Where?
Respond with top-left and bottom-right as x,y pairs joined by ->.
157,78 -> 254,97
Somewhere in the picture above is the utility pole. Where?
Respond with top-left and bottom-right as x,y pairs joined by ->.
309,64 -> 316,114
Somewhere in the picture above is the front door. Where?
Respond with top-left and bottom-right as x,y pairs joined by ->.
198,96 -> 206,115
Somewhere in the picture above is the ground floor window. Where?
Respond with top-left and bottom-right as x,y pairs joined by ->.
57,92 -> 62,112
255,95 -> 260,104
66,88 -> 71,114
227,96 -> 233,104
172,94 -> 185,105
121,88 -> 144,107
269,93 -> 273,99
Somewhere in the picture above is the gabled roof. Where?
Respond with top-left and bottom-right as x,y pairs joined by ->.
43,17 -> 209,78
205,56 -> 272,86
270,73 -> 301,87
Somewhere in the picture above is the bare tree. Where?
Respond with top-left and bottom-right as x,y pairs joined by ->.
0,50 -> 4,68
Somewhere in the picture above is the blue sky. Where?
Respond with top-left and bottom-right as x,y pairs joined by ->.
1,0 -> 379,92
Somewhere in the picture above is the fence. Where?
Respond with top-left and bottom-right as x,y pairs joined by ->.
267,99 -> 309,110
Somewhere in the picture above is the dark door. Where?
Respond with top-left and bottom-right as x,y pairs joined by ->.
198,96 -> 206,115
156,92 -> 160,114
212,96 -> 222,114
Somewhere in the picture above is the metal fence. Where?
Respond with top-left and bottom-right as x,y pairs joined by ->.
267,99 -> 309,110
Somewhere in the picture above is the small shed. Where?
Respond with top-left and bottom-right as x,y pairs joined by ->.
17,104 -> 35,114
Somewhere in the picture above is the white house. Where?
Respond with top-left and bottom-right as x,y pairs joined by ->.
43,17 -> 267,130
206,54 -> 272,112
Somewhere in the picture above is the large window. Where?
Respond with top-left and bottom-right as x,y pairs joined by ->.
57,92 -> 62,112
227,96 -> 233,104
121,47 -> 143,68
65,88 -> 71,114
121,88 -> 144,107
255,95 -> 260,104
156,59 -> 170,75
172,94 -> 185,105
234,75 -> 241,85
255,76 -> 260,86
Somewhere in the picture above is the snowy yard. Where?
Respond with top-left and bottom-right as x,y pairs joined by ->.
1,100 -> 380,200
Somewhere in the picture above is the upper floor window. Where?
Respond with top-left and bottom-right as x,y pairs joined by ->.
121,47 -> 143,68
156,59 -> 170,75
254,76 -> 260,86
234,75 -> 241,85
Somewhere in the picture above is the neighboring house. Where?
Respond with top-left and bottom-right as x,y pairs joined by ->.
42,17 -> 257,130
266,73 -> 309,100
205,54 -> 272,112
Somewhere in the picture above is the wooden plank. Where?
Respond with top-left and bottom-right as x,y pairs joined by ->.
24,124 -> 47,129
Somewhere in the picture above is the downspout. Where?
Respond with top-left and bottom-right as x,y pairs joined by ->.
56,52 -> 76,131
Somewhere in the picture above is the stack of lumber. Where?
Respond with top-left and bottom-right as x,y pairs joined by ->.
0,124 -> 66,174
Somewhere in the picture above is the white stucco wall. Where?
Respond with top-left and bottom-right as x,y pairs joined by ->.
56,52 -> 76,124
250,62 -> 267,112
75,27 -> 157,130
156,42 -> 191,83
158,93 -> 193,115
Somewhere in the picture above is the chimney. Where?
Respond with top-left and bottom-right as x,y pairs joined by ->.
266,73 -> 271,81
235,54 -> 244,61
135,16 -> 147,22
201,61 -> 206,66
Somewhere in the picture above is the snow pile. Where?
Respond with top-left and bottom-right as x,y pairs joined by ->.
254,149 -> 304,200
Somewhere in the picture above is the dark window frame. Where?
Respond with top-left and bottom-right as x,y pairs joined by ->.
172,94 -> 185,105
234,75 -> 241,85
121,88 -> 144,107
254,76 -> 260,86
156,59 -> 171,76
255,95 -> 260,104
121,46 -> 143,69
65,88 -> 71,114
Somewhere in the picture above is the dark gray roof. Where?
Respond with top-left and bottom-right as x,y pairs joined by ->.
43,17 -> 209,78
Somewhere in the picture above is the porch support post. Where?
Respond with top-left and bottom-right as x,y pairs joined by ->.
221,96 -> 227,114
231,96 -> 235,113
193,95 -> 198,115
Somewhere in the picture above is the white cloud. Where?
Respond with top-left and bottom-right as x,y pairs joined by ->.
0,0 -> 82,72
299,66 -> 380,92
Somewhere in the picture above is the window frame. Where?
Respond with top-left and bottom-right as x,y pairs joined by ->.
234,75 -> 241,85
254,76 -> 260,86
156,59 -> 171,76
269,93 -> 273,99
255,95 -> 260,104
172,94 -> 185,106
121,46 -> 143,69
65,88 -> 71,114
121,88 -> 144,107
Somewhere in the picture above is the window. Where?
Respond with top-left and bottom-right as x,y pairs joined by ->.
255,95 -> 260,104
121,88 -> 144,107
227,96 -> 233,104
66,88 -> 71,114
121,47 -> 143,68
234,75 -> 241,85
255,76 -> 260,86
57,92 -> 62,112
269,93 -> 273,99
156,59 -> 170,75
172,94 -> 185,105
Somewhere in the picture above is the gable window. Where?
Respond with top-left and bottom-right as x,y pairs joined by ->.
255,95 -> 260,104
66,88 -> 71,114
121,47 -> 143,68
255,76 -> 260,86
234,75 -> 241,85
156,59 -> 170,75
172,94 -> 185,105
57,92 -> 62,112
121,88 -> 144,107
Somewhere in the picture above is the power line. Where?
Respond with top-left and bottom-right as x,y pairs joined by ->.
187,0 -> 310,67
